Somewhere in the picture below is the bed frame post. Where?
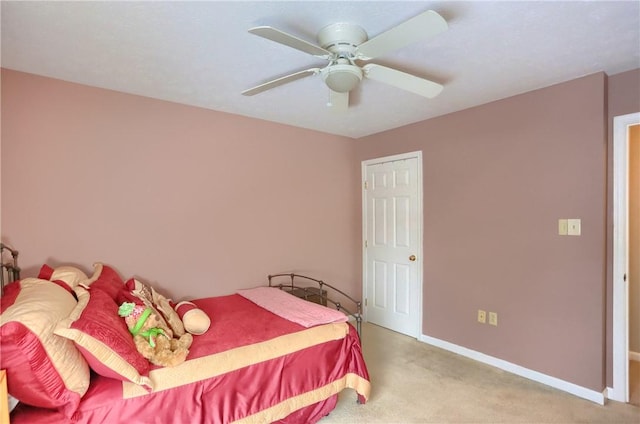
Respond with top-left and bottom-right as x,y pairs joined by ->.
1,243 -> 21,293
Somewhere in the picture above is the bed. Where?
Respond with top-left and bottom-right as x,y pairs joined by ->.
0,247 -> 370,424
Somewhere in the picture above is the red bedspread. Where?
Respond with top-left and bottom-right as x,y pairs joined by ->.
11,294 -> 370,424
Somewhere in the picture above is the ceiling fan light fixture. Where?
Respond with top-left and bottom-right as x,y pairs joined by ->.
322,64 -> 363,93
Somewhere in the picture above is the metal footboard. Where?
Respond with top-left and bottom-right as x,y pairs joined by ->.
268,273 -> 363,337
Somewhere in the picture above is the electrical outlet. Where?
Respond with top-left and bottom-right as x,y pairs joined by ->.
568,219 -> 581,236
489,312 -> 498,326
477,310 -> 486,324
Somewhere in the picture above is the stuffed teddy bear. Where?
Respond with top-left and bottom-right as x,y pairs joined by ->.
122,278 -> 186,337
118,302 -> 193,368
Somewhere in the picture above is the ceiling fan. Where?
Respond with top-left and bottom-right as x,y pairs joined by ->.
242,10 -> 448,110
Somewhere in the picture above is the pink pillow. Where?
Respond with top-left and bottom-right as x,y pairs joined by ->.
55,286 -> 152,388
0,278 -> 90,417
82,262 -> 124,299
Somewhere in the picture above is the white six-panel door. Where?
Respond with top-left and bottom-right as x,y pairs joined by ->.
363,153 -> 421,337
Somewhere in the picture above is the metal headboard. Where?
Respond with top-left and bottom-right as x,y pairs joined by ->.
268,273 -> 363,337
1,243 -> 21,293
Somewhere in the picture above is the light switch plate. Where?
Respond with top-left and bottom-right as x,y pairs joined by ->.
568,219 -> 581,236
558,219 -> 568,235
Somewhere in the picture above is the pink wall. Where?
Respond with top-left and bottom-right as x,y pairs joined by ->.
606,68 -> 640,385
3,66 -> 639,394
356,73 -> 608,391
0,69 -> 360,300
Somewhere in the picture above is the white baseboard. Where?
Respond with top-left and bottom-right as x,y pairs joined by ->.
630,351 -> 640,362
419,334 -> 605,405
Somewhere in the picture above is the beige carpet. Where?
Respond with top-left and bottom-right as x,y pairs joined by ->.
321,323 -> 640,423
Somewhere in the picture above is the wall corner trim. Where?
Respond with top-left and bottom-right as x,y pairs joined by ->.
419,334 -> 605,405
605,387 -> 614,400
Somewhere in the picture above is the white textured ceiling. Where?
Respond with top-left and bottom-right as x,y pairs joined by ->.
2,1 -> 639,138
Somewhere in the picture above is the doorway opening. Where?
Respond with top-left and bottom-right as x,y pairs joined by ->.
612,112 -> 640,403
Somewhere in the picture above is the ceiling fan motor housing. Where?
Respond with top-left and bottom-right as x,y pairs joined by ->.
317,23 -> 368,55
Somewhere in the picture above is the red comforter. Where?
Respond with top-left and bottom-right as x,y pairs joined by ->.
11,294 -> 370,424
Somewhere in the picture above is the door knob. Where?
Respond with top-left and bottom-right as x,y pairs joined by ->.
409,255 -> 417,261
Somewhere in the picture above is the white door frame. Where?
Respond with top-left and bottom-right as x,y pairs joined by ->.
611,111 -> 639,402
361,151 -> 423,337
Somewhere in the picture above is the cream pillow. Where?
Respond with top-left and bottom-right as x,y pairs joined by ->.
0,278 -> 90,417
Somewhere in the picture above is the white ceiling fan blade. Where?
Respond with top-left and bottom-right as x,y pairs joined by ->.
242,68 -> 320,96
328,90 -> 349,111
362,64 -> 443,98
248,26 -> 331,59
356,10 -> 448,60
